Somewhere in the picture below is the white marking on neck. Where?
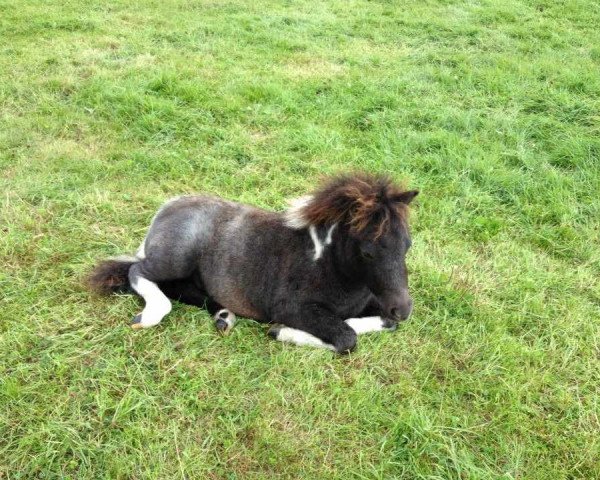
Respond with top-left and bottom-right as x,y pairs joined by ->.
325,223 -> 337,245
274,327 -> 336,351
284,195 -> 313,229
308,223 -> 337,261
309,225 -> 324,260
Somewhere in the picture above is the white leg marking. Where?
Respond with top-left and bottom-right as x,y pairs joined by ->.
215,308 -> 237,329
274,327 -> 336,351
325,223 -> 337,245
345,316 -> 390,335
132,277 -> 172,327
309,225 -> 324,260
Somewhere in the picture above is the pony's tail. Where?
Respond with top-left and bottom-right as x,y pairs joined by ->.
88,257 -> 138,295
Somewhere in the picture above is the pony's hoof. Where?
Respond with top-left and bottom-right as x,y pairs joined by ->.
215,319 -> 230,335
267,325 -> 282,339
214,309 -> 235,336
382,319 -> 398,331
131,314 -> 143,330
334,330 -> 357,354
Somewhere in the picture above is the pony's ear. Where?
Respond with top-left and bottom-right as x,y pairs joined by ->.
392,190 -> 419,205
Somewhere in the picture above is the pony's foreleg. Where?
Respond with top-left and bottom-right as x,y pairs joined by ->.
268,317 -> 394,351
129,263 -> 172,329
347,297 -> 398,334
155,277 -> 238,335
268,306 -> 357,354
344,316 -> 397,335
268,326 -> 337,351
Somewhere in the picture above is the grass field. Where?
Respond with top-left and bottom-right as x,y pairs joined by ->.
1,0 -> 600,478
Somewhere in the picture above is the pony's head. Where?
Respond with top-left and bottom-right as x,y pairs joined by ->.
286,173 -> 418,321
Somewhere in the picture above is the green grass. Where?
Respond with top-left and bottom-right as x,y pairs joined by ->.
1,0 -> 599,478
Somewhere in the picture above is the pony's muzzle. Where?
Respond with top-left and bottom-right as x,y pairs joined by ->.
389,296 -> 413,321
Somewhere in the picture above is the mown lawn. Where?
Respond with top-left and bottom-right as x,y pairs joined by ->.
1,0 -> 599,478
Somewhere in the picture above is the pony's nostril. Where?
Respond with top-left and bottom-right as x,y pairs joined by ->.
390,303 -> 412,321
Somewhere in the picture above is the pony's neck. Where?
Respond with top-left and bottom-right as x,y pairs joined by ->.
326,228 -> 367,292
301,222 -> 367,291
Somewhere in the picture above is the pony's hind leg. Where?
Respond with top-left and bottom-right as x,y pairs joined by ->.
158,277 -> 216,310
214,309 -> 236,335
129,263 -> 172,329
157,278 -> 237,335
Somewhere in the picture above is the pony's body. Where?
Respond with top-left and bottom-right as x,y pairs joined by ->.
146,196 -> 374,318
90,174 -> 418,353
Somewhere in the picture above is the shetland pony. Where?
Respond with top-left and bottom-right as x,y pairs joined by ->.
89,174 -> 418,353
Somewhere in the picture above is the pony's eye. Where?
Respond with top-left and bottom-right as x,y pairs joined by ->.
361,250 -> 375,260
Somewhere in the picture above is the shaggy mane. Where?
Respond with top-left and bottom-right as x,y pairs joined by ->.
285,174 -> 418,239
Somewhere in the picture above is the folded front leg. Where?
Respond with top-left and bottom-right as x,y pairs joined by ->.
344,316 -> 397,335
268,326 -> 337,351
348,296 -> 399,334
268,304 -> 357,354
